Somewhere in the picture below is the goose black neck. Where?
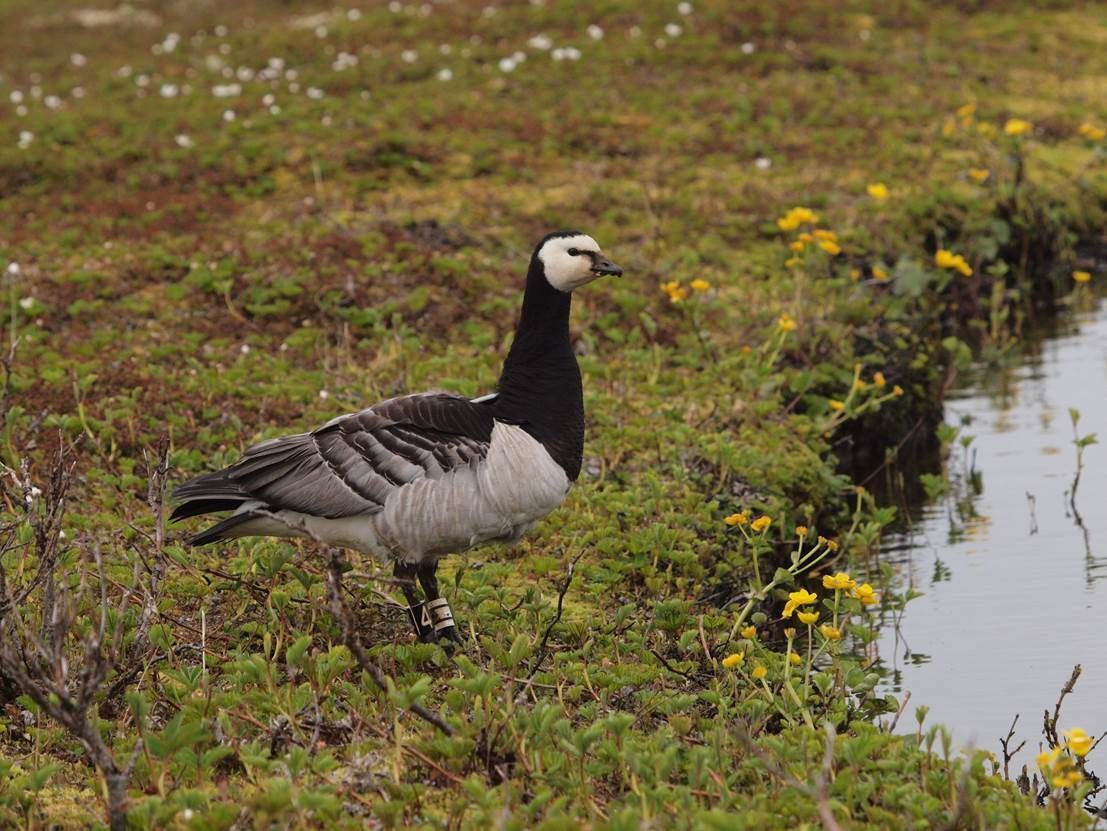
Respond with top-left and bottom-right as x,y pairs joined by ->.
493,256 -> 584,480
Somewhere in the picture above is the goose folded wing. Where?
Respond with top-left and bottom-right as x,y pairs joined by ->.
216,393 -> 495,518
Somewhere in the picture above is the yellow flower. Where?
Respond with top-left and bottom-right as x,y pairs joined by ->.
813,229 -> 838,242
866,182 -> 890,201
892,385 -> 904,397
1004,118 -> 1032,136
784,256 -> 802,268
690,278 -> 711,292
789,240 -> 807,253
777,206 -> 819,231
741,625 -> 757,639
667,287 -> 689,304
1079,122 -> 1106,141
1052,769 -> 1083,789
853,583 -> 878,605
872,265 -> 889,282
941,119 -> 956,138
795,525 -> 808,538
661,280 -> 680,294
822,572 -> 856,591
724,512 -> 749,526
721,652 -> 744,669
873,371 -> 886,388
819,624 -> 842,641
797,610 -> 819,625
818,240 -> 842,256
787,651 -> 802,666
1037,746 -> 1062,769
751,664 -> 767,680
1064,728 -> 1093,757
750,514 -> 772,533
1073,270 -> 1092,284
977,122 -> 997,137
828,399 -> 845,412
777,313 -> 797,332
782,588 -> 818,618
849,268 -> 860,281
798,232 -> 814,243
956,102 -> 977,120
968,167 -> 990,182
853,378 -> 867,392
816,536 -> 840,552
935,249 -> 972,277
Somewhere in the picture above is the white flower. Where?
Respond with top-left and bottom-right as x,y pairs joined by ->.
215,25 -> 228,37
401,49 -> 418,63
527,34 -> 552,50
319,389 -> 330,399
347,8 -> 362,21
439,43 -> 452,54
117,65 -> 133,78
678,2 -> 693,14
236,66 -> 254,82
18,297 -> 34,310
212,83 -> 241,98
9,90 -> 23,104
498,56 -> 517,72
664,23 -> 682,37
314,25 -> 328,38
740,41 -> 756,54
306,87 -> 324,99
240,344 -> 250,354
175,133 -> 194,148
70,53 -> 88,67
436,68 -> 453,81
754,156 -> 771,170
586,24 -> 604,40
268,104 -> 281,115
17,131 -> 33,149
289,82 -> 301,94
159,83 -> 179,98
223,109 -> 236,122
388,1 -> 402,11
71,87 -> 86,99
181,809 -> 194,821
628,25 -> 642,38
15,105 -> 27,117
6,262 -> 21,276
44,95 -> 62,110
262,93 -> 275,106
135,74 -> 150,87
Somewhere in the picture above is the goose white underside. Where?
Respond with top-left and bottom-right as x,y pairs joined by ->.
225,421 -> 571,564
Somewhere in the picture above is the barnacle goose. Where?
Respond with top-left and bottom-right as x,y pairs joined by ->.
171,231 -> 622,644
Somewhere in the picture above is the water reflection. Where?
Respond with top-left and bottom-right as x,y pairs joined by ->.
872,295 -> 1107,763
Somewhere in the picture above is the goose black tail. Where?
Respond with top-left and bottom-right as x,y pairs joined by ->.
188,512 -> 262,547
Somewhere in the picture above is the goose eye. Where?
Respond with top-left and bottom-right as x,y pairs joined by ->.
567,248 -> 580,256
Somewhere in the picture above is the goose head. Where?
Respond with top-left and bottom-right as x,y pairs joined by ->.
535,231 -> 623,292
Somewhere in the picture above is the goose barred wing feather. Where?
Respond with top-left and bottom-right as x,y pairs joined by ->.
172,393 -> 495,520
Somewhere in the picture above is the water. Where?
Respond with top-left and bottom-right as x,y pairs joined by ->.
874,296 -> 1107,765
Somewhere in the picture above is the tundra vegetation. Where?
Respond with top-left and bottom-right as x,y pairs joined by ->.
1,1 -> 1105,828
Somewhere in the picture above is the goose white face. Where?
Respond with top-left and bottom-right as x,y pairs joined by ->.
538,233 -> 623,292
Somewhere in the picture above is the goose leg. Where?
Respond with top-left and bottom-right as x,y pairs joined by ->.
417,561 -> 460,645
395,561 -> 436,643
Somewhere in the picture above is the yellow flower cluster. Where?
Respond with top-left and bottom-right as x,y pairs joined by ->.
785,226 -> 841,258
724,511 -> 749,526
741,625 -> 757,639
1065,728 -> 1093,757
828,399 -> 845,412
777,206 -> 819,231
1079,122 -> 1106,141
1037,744 -> 1085,789
660,280 -> 688,304
818,624 -> 842,641
751,664 -> 767,680
1004,118 -> 1032,136
689,278 -> 711,292
777,313 -> 797,332
751,515 -> 772,533
872,265 -> 889,282
1073,270 -> 1092,284
817,535 -> 839,552
935,249 -> 972,277
968,167 -> 990,182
